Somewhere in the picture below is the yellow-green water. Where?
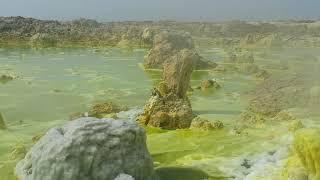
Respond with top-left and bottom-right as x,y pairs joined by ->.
1,47 -> 319,179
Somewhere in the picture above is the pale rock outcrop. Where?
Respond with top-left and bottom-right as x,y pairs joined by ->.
116,108 -> 143,121
15,117 -> 157,180
223,50 -> 269,79
144,31 -> 193,69
88,101 -> 128,118
196,79 -> 221,90
144,31 -> 216,70
117,26 -> 143,48
162,49 -> 196,98
237,76 -> 307,128
247,75 -> 306,117
190,117 -> 224,131
141,27 -> 155,46
114,174 -> 135,180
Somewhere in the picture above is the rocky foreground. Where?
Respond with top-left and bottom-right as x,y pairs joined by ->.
16,118 -> 157,180
14,117 -> 320,180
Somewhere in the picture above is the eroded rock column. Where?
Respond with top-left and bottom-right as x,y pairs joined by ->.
138,49 -> 196,129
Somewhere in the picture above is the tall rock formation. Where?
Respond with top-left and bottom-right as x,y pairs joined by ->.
138,49 -> 196,129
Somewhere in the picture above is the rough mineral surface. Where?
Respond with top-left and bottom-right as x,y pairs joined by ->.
223,50 -> 270,79
114,174 -> 135,180
15,117 -> 157,180
238,74 -> 316,128
248,75 -> 307,117
139,95 -> 193,129
141,27 -> 156,46
294,129 -> 320,179
144,31 -> 216,70
88,101 -> 127,118
198,79 -> 221,90
139,49 -> 195,129
239,110 -> 266,123
282,154 -> 309,180
163,49 -> 196,98
116,108 -> 144,121
288,120 -> 304,132
144,31 -> 193,69
190,117 -> 224,130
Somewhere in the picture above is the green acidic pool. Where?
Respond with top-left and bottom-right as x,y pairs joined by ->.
0,47 -> 292,179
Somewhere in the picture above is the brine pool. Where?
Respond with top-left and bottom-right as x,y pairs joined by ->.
0,47 -> 315,179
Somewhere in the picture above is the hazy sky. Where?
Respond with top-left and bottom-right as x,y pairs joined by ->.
1,0 -> 320,21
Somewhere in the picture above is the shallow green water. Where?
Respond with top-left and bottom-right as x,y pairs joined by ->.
0,48 -> 156,179
0,47 -> 310,179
